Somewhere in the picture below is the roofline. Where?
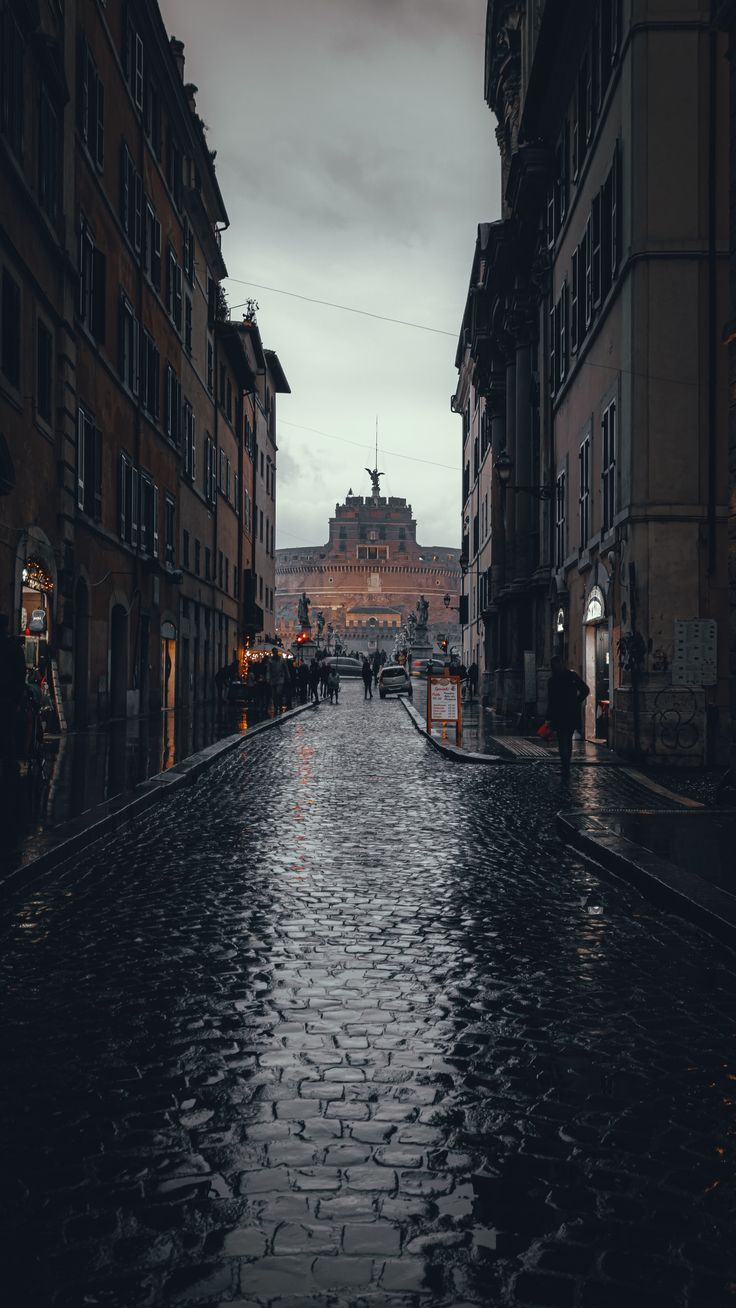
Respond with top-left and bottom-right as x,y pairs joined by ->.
264,349 -> 291,394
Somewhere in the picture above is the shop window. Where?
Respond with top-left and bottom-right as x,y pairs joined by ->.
36,320 -> 53,424
77,406 -> 102,521
0,5 -> 24,158
1,266 -> 21,390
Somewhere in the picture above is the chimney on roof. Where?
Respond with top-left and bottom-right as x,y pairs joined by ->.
170,37 -> 185,79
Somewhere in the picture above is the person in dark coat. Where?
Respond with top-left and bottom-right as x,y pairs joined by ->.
546,656 -> 590,768
372,650 -> 381,687
467,661 -> 478,701
308,659 -> 321,704
362,657 -> 373,700
319,660 -> 330,699
297,660 -> 309,704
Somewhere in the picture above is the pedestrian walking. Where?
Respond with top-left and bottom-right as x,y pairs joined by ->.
467,661 -> 478,702
319,660 -> 330,699
545,656 -> 590,769
308,660 -> 321,704
327,668 -> 340,703
362,657 -> 373,699
372,650 -> 381,687
266,647 -> 286,714
297,660 -> 309,704
215,664 -> 227,704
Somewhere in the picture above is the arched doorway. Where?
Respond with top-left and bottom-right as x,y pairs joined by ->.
74,578 -> 90,726
583,585 -> 610,741
110,605 -> 128,720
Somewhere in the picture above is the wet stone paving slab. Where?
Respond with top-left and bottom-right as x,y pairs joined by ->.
1,681 -> 735,1307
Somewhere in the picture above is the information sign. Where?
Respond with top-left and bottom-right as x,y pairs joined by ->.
427,674 -> 462,744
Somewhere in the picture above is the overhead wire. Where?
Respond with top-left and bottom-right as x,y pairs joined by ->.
278,419 -> 457,473
226,278 -> 457,338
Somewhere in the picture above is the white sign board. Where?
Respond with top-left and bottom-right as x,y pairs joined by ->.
672,619 -> 717,687
429,678 -> 460,722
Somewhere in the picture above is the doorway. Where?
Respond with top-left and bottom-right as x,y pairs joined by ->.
161,620 -> 177,710
583,587 -> 610,741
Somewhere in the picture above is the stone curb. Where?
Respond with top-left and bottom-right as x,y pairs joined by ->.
0,702 -> 318,901
399,696 -> 502,764
558,808 -> 736,949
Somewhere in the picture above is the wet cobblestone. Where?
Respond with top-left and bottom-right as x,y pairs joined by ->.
1,682 -> 735,1307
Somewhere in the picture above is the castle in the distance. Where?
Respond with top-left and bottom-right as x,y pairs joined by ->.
275,469 -> 462,655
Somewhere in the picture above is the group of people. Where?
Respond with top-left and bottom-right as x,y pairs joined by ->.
361,650 -> 384,699
223,650 -> 343,714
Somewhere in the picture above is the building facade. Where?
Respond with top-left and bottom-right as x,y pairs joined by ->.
455,0 -> 731,762
1,0 -> 287,725
276,474 -> 462,656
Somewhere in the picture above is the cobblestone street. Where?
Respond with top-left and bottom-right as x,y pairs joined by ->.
1,682 -> 735,1308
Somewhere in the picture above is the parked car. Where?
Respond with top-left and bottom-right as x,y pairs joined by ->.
378,664 -> 413,699
324,656 -> 363,678
414,658 -> 446,677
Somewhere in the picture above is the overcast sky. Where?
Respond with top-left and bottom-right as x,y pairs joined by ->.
159,0 -> 499,548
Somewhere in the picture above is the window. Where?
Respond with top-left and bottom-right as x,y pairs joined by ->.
0,5 -> 24,157
118,451 -> 137,545
183,220 -> 195,283
584,214 -> 593,329
166,246 -> 182,331
164,365 -> 181,443
37,320 -> 53,424
182,529 -> 190,569
118,295 -> 139,394
559,281 -> 568,385
143,201 -> 161,289
602,399 -> 616,532
78,218 -> 106,342
225,457 -> 231,502
243,488 -> 252,535
77,407 -> 102,520
579,434 -> 590,547
357,546 -> 389,561
165,127 -> 182,208
164,495 -> 175,566
555,471 -> 566,568
219,446 -> 225,491
120,145 -> 143,252
124,18 -> 144,111
79,36 -> 104,168
139,473 -> 157,555
138,329 -> 159,417
184,296 -> 192,354
145,78 -> 161,157
1,266 -> 21,389
571,248 -> 579,354
194,538 -> 201,576
591,193 -> 602,308
183,400 -> 196,480
39,87 -> 59,220
234,472 -> 240,515
204,436 -> 216,504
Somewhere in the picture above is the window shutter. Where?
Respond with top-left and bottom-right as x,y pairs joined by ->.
132,317 -> 139,394
93,427 -> 102,520
191,414 -> 196,480
152,219 -> 161,288
92,248 -> 106,342
134,173 -> 143,252
78,34 -> 89,139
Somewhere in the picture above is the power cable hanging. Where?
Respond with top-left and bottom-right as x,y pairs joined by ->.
226,278 -> 457,338
278,419 -> 457,472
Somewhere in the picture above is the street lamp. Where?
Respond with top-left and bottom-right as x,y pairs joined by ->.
495,449 -> 551,500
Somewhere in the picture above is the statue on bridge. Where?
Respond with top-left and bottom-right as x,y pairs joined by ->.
298,591 -> 311,630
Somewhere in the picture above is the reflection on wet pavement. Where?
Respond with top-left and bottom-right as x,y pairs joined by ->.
0,682 -> 735,1306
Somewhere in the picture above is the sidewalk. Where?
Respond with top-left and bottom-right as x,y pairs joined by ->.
407,679 -> 736,945
0,698 -> 301,886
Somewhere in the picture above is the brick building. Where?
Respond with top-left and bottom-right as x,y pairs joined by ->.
1,0 -> 287,724
276,473 -> 462,656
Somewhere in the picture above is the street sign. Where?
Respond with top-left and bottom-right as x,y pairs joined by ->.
427,674 -> 462,744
